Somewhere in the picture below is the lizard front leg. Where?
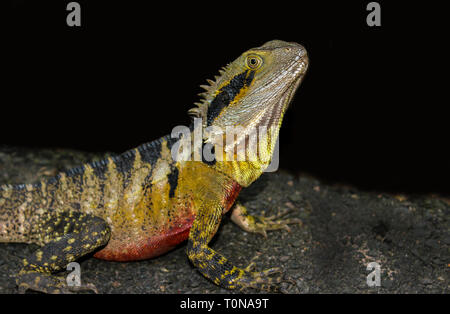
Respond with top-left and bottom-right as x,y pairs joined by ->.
230,202 -> 302,238
186,201 -> 283,291
17,211 -> 110,294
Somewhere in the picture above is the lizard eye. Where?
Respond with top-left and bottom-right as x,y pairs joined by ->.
246,55 -> 263,69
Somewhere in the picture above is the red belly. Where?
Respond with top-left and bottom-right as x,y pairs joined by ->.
94,215 -> 195,261
94,181 -> 242,261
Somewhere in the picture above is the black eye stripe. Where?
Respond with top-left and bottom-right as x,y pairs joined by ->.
206,70 -> 256,126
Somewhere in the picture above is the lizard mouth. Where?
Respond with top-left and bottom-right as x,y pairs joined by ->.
281,57 -> 308,111
255,56 -> 308,129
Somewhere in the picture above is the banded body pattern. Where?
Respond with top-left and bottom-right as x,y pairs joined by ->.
0,40 -> 308,293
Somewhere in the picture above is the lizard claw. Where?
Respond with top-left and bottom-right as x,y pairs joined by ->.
244,252 -> 263,272
238,253 -> 293,292
231,203 -> 302,238
238,267 -> 286,292
253,208 -> 302,237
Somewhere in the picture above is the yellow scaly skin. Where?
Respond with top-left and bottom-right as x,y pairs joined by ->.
186,40 -> 308,290
0,40 -> 308,293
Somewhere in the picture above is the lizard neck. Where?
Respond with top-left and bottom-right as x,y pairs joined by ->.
210,122 -> 282,187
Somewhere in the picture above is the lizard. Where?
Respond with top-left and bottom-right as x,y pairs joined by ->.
0,39 -> 309,293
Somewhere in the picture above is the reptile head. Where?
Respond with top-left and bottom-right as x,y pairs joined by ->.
189,40 -> 308,137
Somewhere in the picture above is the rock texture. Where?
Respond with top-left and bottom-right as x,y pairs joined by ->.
0,146 -> 448,293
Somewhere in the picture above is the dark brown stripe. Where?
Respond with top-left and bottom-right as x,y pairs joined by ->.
206,70 -> 255,126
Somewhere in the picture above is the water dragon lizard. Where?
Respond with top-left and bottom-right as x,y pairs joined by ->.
0,40 -> 309,293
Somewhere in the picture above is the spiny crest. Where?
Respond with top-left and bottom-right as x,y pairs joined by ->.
187,63 -> 233,123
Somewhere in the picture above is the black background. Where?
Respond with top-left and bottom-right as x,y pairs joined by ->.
1,1 -> 447,195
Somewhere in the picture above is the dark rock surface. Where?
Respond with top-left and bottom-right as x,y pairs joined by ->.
0,147 -> 448,293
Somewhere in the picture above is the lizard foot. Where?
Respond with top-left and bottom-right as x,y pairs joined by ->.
239,253 -> 295,292
253,208 -> 303,238
231,203 -> 302,238
236,266 -> 290,292
15,211 -> 109,294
